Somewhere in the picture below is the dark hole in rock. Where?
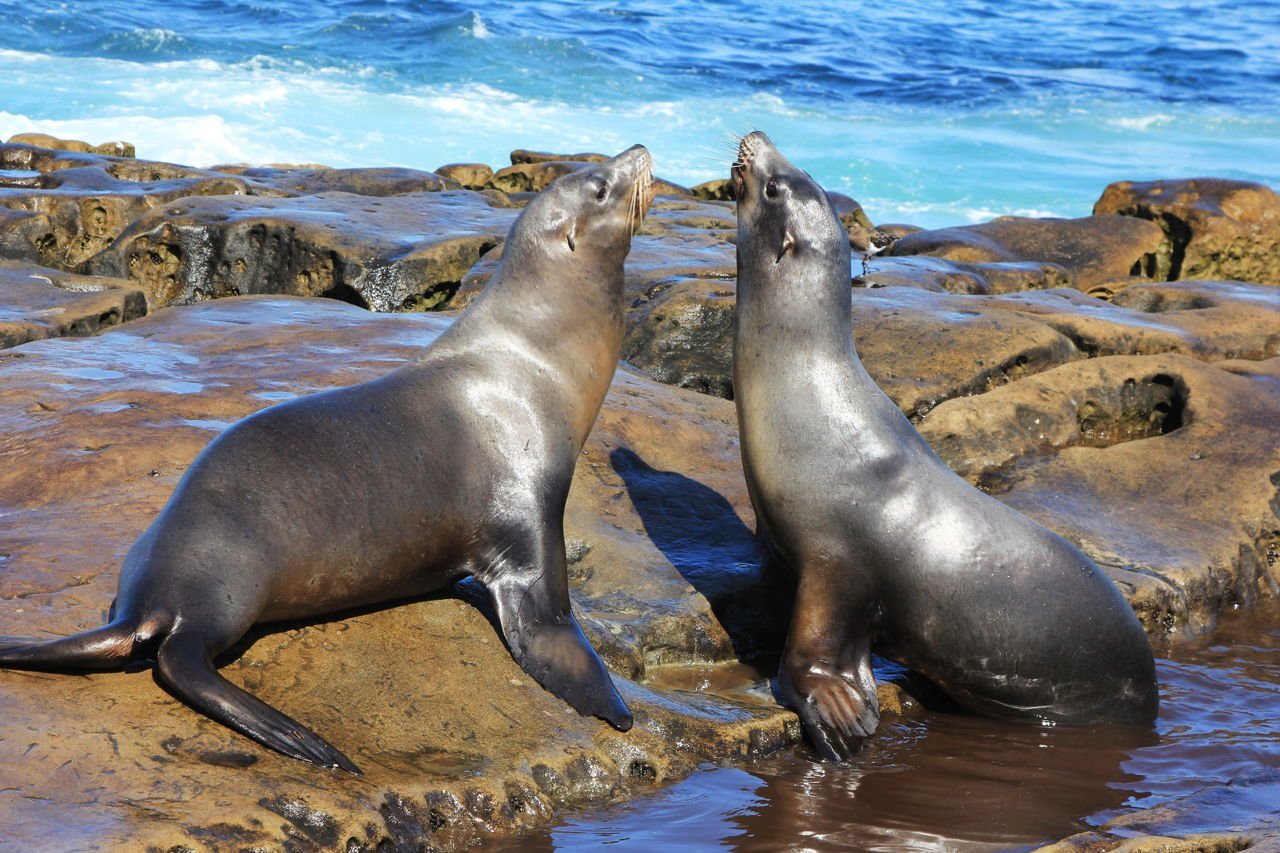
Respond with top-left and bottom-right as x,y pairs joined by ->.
319,282 -> 371,310
1077,372 -> 1187,447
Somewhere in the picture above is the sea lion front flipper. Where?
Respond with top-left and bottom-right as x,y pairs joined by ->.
484,535 -> 633,732
779,574 -> 880,761
154,631 -> 361,774
779,654 -> 879,761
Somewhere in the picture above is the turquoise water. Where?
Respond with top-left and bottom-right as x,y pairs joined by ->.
2,0 -> 1280,227
1,1 -> 1277,227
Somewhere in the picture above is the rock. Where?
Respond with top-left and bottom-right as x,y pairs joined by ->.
1035,769 -> 1280,852
623,277 -> 738,398
0,296 -> 804,850
1094,178 -> 1280,285
0,260 -> 146,348
510,149 -> 608,165
889,214 -> 1172,289
637,197 -> 736,240
827,190 -> 874,232
489,161 -> 590,193
220,166 -> 456,195
436,163 -> 495,190
692,179 -> 734,201
7,132 -> 136,158
857,256 -> 1073,293
651,177 -> 695,197
0,142 -> 261,270
918,352 -> 1280,634
86,191 -> 518,310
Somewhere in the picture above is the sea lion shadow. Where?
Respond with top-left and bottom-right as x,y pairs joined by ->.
609,447 -> 793,672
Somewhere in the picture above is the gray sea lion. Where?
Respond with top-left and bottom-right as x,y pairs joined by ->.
0,144 -> 655,774
730,131 -> 1158,760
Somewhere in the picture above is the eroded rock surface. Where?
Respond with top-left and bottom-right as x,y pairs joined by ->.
0,297 -> 807,850
888,214 -> 1171,289
0,260 -> 146,349
87,191 -> 518,310
1096,178 -> 1280,285
0,142 -> 260,271
918,352 -> 1280,633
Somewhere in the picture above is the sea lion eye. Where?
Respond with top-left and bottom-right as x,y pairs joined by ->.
596,183 -> 608,201
765,179 -> 778,199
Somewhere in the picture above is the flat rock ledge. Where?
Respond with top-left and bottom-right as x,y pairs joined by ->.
0,138 -> 1278,849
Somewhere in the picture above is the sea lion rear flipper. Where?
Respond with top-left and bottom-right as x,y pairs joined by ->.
485,547 -> 633,732
0,621 -> 137,672
154,631 -> 362,774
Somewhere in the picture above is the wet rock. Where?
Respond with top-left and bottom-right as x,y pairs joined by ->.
1036,769 -> 1280,852
918,353 -> 1280,634
623,277 -> 738,398
889,214 -> 1171,289
86,191 -> 518,310
620,278 -> 1280,413
857,255 -> 1073,293
218,165 -> 455,195
0,260 -> 146,348
692,179 -> 734,201
0,296 -> 800,850
1095,178 -> 1280,285
510,149 -> 608,165
436,163 -> 495,190
0,142 -> 260,270
489,161 -> 591,193
7,131 -> 135,158
637,197 -> 736,240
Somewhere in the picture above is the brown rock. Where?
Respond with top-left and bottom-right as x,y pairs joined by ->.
1095,178 -> 1280,285
1036,770 -> 1280,852
623,277 -> 738,398
0,260 -> 146,348
857,256 -> 1073,293
0,143 -> 261,270
889,214 -> 1171,289
918,353 -> 1280,634
86,191 -> 518,310
489,160 -> 590,193
225,165 -> 455,195
0,296 -> 800,849
7,132 -> 136,158
436,162 -> 495,190
692,179 -> 734,201
510,149 -> 608,165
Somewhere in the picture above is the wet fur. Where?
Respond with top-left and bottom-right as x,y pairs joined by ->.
0,146 -> 656,774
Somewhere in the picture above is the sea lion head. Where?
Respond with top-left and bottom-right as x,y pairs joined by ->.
511,144 -> 654,265
732,131 -> 848,290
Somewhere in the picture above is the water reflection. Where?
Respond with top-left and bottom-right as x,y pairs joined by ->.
503,600 -> 1279,851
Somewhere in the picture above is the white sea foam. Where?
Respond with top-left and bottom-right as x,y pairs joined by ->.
1108,114 -> 1175,131
470,12 -> 492,39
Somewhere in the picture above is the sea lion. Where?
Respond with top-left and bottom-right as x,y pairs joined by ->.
730,131 -> 1158,760
0,144 -> 655,773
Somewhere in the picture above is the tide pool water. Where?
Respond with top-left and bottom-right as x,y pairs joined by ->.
1,1 -> 1277,228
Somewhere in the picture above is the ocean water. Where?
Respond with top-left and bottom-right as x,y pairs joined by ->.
0,0 -> 1277,228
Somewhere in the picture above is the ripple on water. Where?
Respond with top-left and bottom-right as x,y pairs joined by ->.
500,600 -> 1279,851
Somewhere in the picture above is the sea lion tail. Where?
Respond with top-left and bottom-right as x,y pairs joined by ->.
154,630 -> 362,774
0,617 -> 149,672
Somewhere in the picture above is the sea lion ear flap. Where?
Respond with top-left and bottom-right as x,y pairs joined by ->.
776,231 -> 795,263
566,224 -> 576,253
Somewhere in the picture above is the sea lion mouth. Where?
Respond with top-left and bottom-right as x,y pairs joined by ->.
628,149 -> 655,235
733,131 -> 769,201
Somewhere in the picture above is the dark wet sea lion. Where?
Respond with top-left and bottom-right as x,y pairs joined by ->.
730,131 -> 1157,760
0,144 -> 655,773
